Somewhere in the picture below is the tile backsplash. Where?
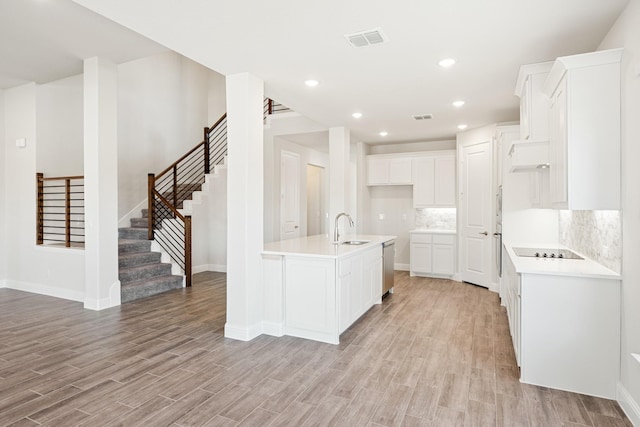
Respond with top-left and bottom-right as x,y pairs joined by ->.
415,208 -> 457,230
559,210 -> 621,273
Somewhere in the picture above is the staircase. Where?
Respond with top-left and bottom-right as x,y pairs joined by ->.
118,208 -> 183,303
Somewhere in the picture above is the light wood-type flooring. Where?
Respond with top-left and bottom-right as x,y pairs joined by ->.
0,271 -> 632,426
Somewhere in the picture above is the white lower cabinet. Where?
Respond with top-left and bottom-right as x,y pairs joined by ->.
410,231 -> 456,277
503,248 -> 620,398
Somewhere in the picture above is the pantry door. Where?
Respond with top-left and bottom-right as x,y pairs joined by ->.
460,141 -> 492,287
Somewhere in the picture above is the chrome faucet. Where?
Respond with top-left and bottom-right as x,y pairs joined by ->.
334,213 -> 354,242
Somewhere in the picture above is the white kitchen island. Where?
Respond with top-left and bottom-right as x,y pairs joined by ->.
262,234 -> 395,344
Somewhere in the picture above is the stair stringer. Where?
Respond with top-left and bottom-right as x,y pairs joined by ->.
179,163 -> 228,273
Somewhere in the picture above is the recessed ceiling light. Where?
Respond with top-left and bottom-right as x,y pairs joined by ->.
452,100 -> 465,107
457,124 -> 468,130
379,131 -> 388,137
305,79 -> 319,87
439,58 -> 456,68
352,112 -> 363,119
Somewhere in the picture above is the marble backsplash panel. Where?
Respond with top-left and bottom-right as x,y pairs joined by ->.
559,210 -> 621,273
415,208 -> 456,230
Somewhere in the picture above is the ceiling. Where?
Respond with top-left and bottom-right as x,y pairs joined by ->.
0,0 -> 166,89
2,0 -> 629,144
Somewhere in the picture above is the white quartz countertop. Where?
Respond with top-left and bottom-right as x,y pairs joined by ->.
263,234 -> 396,259
410,229 -> 456,234
504,243 -> 620,280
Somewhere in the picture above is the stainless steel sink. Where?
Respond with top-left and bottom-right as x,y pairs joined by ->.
341,240 -> 371,246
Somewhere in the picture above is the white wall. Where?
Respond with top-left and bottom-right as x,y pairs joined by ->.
208,72 -> 227,125
598,2 -> 640,423
2,83 -> 85,301
117,51 -> 225,219
36,74 -> 84,176
0,89 -> 5,283
368,185 -> 415,268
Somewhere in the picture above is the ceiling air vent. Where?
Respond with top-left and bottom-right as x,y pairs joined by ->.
345,28 -> 388,48
412,114 -> 434,121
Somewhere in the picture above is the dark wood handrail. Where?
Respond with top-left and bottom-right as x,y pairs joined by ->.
39,175 -> 84,181
156,141 -> 206,180
155,113 -> 228,181
151,188 -> 186,222
209,112 -> 228,133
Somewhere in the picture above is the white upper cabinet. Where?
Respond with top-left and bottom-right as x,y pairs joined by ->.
412,151 -> 456,208
511,62 -> 554,172
366,156 -> 412,185
516,62 -> 553,141
543,48 -> 622,210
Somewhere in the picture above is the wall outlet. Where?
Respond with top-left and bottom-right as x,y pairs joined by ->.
15,138 -> 26,148
379,213 -> 385,220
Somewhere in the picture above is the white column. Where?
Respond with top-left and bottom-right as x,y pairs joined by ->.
224,73 -> 264,341
83,57 -> 120,310
329,127 -> 350,240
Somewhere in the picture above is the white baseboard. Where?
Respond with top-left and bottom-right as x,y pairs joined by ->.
618,381 -> 640,426
452,273 -> 462,282
193,264 -> 227,274
262,321 -> 284,337
84,280 -> 121,310
224,322 -> 263,342
489,282 -> 499,293
0,280 -> 6,288
4,279 -> 84,302
394,263 -> 410,271
118,199 -> 148,229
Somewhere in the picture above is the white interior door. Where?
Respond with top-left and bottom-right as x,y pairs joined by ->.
460,141 -> 492,287
306,164 -> 324,236
281,151 -> 301,240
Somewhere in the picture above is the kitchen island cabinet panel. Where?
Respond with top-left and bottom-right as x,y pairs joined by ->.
285,257 -> 336,337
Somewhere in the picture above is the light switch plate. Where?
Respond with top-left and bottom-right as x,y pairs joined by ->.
15,138 -> 26,148
379,213 -> 385,220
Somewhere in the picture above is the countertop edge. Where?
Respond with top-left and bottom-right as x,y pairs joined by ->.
262,235 -> 397,259
504,243 -> 621,280
410,229 -> 456,234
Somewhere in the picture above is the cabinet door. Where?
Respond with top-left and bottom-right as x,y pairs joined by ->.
348,256 -> 364,324
412,157 -> 435,207
549,77 -> 568,207
389,158 -> 412,184
410,243 -> 432,274
367,158 -> 389,185
432,244 -> 455,275
434,156 -> 456,206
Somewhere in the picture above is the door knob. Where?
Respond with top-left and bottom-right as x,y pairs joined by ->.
479,231 -> 488,236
